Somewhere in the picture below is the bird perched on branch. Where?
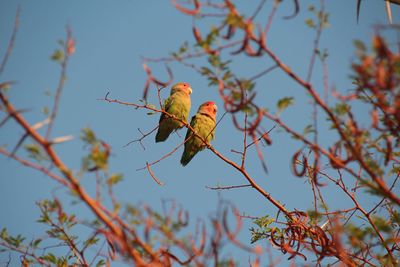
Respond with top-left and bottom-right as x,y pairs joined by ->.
181,101 -> 217,166
155,82 -> 192,142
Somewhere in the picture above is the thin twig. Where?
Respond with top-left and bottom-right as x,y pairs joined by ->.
246,125 -> 276,148
206,184 -> 251,190
0,6 -> 20,77
250,0 -> 267,20
306,0 -> 325,83
103,93 -> 291,216
146,162 -> 165,186
0,147 -> 69,187
241,111 -> 248,169
262,42 -> 400,206
0,92 -> 145,262
45,26 -> 73,139
368,174 -> 399,215
249,64 -> 278,81
124,126 -> 159,150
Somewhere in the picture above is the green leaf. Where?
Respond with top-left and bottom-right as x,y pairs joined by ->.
41,253 -> 57,264
200,67 -> 213,76
0,82 -> 11,91
204,26 -> 219,46
238,79 -> 255,91
25,144 -> 40,156
9,234 -> 25,248
96,259 -> 106,267
89,144 -> 109,170
59,212 -> 67,224
179,41 -> 188,54
0,228 -> 8,240
208,54 -> 221,68
250,215 -> 275,243
364,157 -> 384,177
107,173 -> 123,186
322,13 -> 330,28
25,144 -> 47,162
389,164 -> 400,175
83,236 -> 99,248
391,210 -> 400,225
303,124 -> 315,135
81,128 -> 97,145
42,106 -> 49,115
353,39 -> 366,53
253,215 -> 274,228
146,103 -> 156,110
31,238 -> 42,248
57,257 -> 68,267
225,12 -> 246,28
146,103 -> 157,115
241,105 -> 256,116
371,216 -> 392,233
222,70 -> 232,81
333,103 -> 350,116
316,48 -> 329,61
307,210 -> 322,222
51,49 -> 64,63
277,97 -> 294,113
305,18 -> 315,28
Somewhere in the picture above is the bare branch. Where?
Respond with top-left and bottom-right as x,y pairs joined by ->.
0,6 -> 20,77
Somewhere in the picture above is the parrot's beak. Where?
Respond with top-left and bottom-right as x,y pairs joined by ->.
188,87 -> 193,95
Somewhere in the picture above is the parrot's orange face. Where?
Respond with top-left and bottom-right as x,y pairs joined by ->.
171,82 -> 193,95
199,101 -> 217,119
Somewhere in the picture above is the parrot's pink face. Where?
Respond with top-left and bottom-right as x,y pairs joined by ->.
199,101 -> 217,119
171,82 -> 193,95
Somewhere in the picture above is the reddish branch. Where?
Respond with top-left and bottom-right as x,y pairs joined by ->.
102,92 -> 291,217
0,147 -> 70,187
2,0 -> 399,265
153,0 -> 400,265
0,92 -> 149,264
169,0 -> 400,205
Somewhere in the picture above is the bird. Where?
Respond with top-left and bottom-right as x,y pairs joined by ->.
155,82 -> 192,142
180,101 -> 217,166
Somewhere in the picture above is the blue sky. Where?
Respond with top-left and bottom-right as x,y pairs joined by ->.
0,0 -> 399,265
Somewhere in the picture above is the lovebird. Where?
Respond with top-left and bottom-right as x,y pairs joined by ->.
155,82 -> 193,142
180,101 -> 217,166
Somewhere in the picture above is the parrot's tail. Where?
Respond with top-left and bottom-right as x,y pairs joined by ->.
155,130 -> 170,142
180,150 -> 197,166
155,123 -> 173,142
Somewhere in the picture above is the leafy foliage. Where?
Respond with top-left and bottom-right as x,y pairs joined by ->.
1,1 -> 399,266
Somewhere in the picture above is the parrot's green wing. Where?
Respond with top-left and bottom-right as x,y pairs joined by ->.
155,92 -> 191,142
180,113 -> 215,166
183,115 -> 197,144
158,97 -> 174,125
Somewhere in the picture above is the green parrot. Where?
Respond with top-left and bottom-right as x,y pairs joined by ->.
155,82 -> 193,142
180,101 -> 217,166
